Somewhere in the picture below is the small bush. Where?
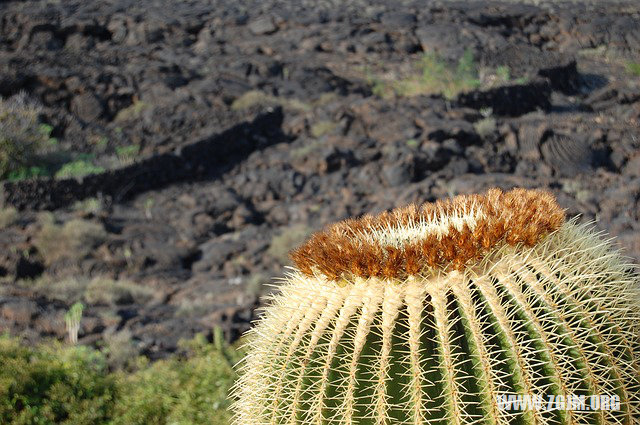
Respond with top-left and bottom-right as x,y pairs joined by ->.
0,93 -> 52,180
34,216 -> 107,265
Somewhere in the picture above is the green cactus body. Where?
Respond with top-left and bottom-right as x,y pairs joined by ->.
232,188 -> 640,425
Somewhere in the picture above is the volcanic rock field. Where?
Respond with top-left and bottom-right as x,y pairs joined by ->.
0,0 -> 639,359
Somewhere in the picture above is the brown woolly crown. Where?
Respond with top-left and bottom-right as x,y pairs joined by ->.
290,188 -> 565,281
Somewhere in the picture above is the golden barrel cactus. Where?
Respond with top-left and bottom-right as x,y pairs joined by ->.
232,188 -> 640,425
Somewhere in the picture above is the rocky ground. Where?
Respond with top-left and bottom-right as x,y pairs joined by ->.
0,0 -> 638,360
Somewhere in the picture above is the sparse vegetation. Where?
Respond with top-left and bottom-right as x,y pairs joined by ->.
0,95 -> 108,182
495,65 -> 510,82
378,49 -> 480,99
0,333 -> 243,425
6,165 -> 50,181
33,215 -> 107,265
289,139 -> 324,160
368,50 -> 525,99
405,138 -> 419,148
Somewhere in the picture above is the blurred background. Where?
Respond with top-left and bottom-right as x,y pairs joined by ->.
0,0 -> 638,423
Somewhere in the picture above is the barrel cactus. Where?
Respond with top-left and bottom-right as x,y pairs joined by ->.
232,188 -> 640,425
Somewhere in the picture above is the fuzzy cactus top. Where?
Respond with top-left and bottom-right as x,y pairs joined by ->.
291,188 -> 565,280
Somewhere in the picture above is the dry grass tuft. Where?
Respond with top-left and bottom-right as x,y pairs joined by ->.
33,215 -> 107,265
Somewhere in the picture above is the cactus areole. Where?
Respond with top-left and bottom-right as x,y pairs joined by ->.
232,188 -> 640,425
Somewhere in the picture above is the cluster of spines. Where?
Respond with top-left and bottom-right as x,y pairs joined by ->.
232,221 -> 640,425
290,188 -> 565,281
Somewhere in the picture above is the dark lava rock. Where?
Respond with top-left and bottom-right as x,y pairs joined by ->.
538,59 -> 580,95
1,108 -> 284,210
15,256 -> 44,280
456,79 -> 551,116
540,132 -> 593,177
382,161 -> 414,187
71,92 -> 104,122
1,0 -> 639,355
380,11 -> 416,27
415,24 -> 477,60
248,16 -> 278,35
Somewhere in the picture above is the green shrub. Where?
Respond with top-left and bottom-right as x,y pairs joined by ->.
0,93 -> 52,180
0,332 -> 244,425
0,335 -> 118,425
112,332 -> 242,425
